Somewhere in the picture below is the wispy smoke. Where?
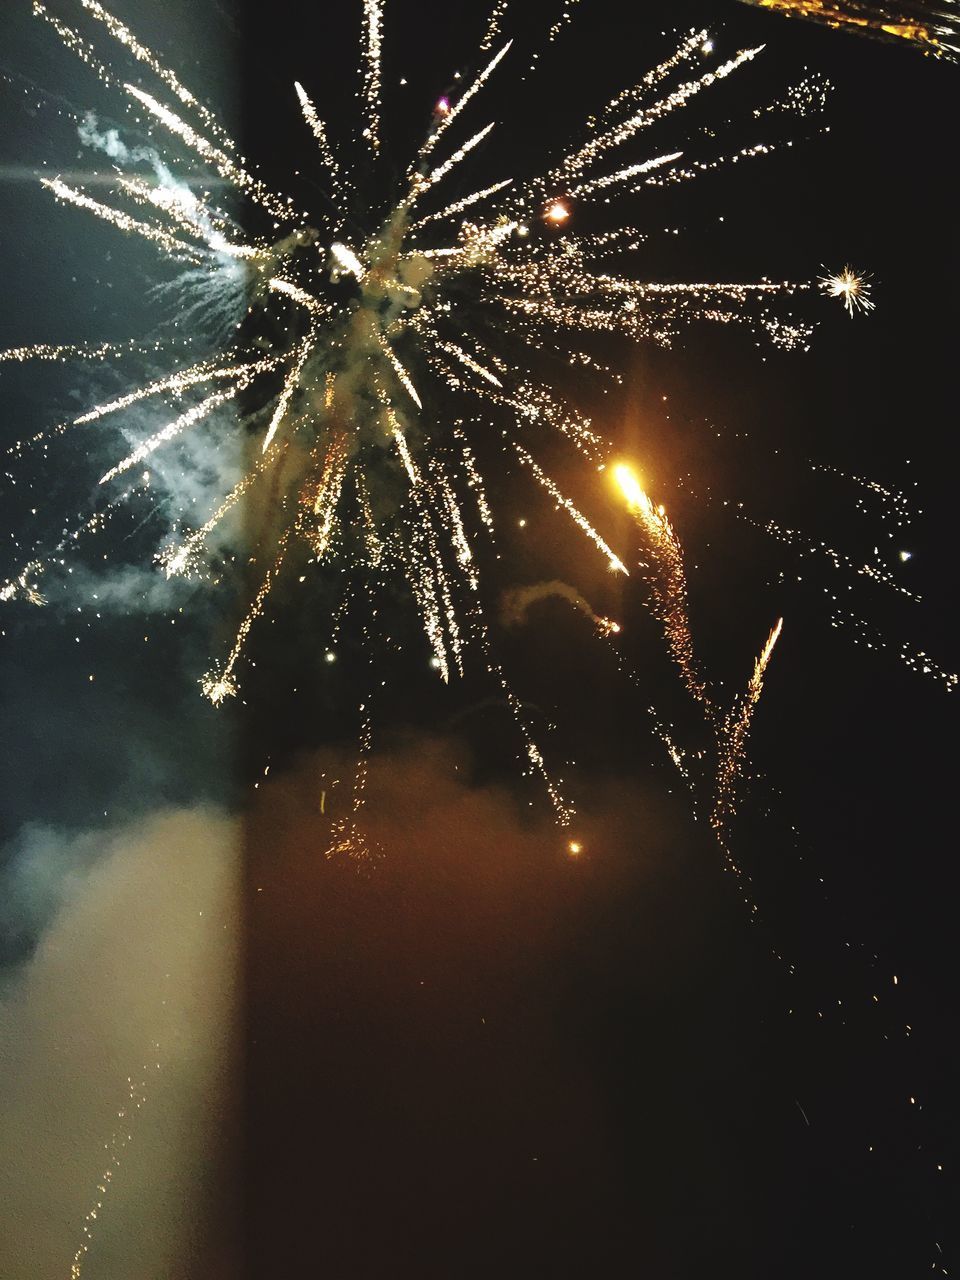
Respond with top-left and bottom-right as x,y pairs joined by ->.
501,578 -> 601,628
78,112 -> 160,168
79,112 -> 247,338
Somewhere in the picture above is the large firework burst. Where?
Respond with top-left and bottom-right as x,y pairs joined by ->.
2,0 -> 864,822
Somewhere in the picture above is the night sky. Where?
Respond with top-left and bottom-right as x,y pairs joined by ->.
0,2 -> 957,1277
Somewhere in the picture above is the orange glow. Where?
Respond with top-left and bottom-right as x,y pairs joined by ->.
545,200 -> 570,224
567,840 -> 583,856
612,462 -> 646,510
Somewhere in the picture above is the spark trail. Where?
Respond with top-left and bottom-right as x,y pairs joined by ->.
614,464 -> 711,713
712,616 -> 784,839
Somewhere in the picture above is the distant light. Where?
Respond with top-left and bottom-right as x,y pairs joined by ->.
567,840 -> 583,857
429,655 -> 442,668
899,550 -> 912,562
325,651 -> 336,663
435,96 -> 451,116
517,224 -> 530,237
545,200 -> 570,225
702,38 -> 714,54
518,517 -> 527,528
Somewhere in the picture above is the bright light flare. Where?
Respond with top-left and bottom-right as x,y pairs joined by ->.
613,463 -> 647,511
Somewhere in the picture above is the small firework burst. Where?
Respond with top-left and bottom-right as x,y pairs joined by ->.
819,264 -> 875,316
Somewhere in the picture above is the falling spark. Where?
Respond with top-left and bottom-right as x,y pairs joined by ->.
615,464 -> 710,710
517,448 -> 627,573
326,701 -> 380,861
294,80 -> 347,215
480,0 -> 511,51
712,617 -> 784,836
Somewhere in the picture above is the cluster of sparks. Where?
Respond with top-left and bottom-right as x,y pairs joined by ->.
614,463 -> 711,711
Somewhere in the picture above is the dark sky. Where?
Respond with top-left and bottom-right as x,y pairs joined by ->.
0,2 -> 957,1277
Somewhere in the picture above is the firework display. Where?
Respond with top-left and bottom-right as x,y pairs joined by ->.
1,5 -> 957,1275
2,3 -> 842,743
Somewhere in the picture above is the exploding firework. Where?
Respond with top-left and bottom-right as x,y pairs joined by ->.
738,0 -> 960,59
818,264 -> 875,316
1,1 -> 860,820
69,1056 -> 160,1280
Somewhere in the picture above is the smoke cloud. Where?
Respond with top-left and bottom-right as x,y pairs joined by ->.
241,730 -> 727,1275
0,806 -> 241,1280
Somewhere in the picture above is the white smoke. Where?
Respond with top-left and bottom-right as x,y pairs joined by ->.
0,807 -> 242,1279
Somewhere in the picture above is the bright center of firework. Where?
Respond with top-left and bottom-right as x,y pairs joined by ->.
545,200 -> 570,224
613,463 -> 645,509
567,840 -> 583,856
818,264 -> 875,317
